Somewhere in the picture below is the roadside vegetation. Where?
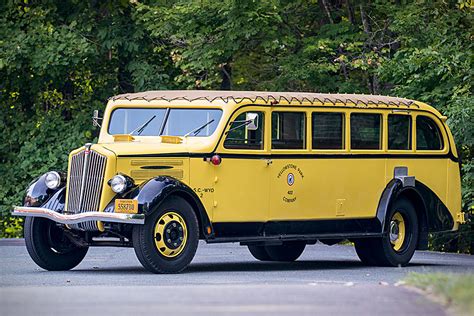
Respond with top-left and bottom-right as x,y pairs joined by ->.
0,1 -> 472,252
405,272 -> 474,316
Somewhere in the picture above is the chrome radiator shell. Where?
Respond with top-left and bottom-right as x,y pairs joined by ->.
66,148 -> 107,231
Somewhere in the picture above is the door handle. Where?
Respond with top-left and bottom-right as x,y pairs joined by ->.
263,158 -> 272,166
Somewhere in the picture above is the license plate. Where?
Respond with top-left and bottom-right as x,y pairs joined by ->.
115,199 -> 138,214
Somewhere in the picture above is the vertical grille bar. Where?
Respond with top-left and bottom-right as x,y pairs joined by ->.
66,149 -> 107,231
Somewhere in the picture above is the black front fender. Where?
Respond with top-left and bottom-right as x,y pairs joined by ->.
24,174 -> 65,208
106,176 -> 213,239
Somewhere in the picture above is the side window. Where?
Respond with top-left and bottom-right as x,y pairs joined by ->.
224,111 -> 264,150
350,113 -> 382,150
312,112 -> 344,150
416,116 -> 443,150
388,115 -> 412,150
272,112 -> 306,149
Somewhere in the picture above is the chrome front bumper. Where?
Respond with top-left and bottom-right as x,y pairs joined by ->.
12,206 -> 145,225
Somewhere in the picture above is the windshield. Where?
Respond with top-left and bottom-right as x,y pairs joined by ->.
108,108 -> 222,137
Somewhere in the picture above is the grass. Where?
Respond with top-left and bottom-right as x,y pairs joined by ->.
405,272 -> 474,316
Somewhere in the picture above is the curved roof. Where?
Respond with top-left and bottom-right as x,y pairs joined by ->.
110,90 -> 417,107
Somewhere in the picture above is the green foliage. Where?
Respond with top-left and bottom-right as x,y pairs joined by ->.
405,272 -> 474,315
0,0 -> 472,253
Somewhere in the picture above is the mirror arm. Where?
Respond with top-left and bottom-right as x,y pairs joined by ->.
225,120 -> 252,135
92,110 -> 103,128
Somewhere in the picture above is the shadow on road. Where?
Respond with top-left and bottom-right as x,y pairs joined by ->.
70,260 -> 448,275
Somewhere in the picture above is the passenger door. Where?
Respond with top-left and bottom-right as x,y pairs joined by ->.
212,108 -> 270,227
268,109 -> 313,221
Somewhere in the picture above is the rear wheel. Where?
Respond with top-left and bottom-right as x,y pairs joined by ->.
265,241 -> 306,262
247,245 -> 272,261
355,198 -> 418,267
24,217 -> 88,271
133,196 -> 199,273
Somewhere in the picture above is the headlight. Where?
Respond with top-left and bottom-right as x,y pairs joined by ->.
44,171 -> 61,189
109,174 -> 128,194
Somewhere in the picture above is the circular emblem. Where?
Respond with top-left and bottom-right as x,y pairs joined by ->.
287,173 -> 295,186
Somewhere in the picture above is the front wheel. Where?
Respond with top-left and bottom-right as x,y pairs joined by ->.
355,197 -> 418,267
132,196 -> 199,274
24,217 -> 88,271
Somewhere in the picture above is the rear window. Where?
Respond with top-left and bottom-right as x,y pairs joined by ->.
272,112 -> 306,149
416,116 -> 443,150
312,112 -> 344,150
350,113 -> 382,150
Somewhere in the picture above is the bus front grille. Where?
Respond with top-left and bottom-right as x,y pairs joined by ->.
66,149 -> 107,231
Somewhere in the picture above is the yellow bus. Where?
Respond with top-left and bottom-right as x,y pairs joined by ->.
13,91 -> 465,273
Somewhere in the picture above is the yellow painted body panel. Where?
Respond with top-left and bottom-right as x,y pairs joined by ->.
116,157 -> 190,185
62,93 -> 463,233
268,158 -> 386,220
212,158 -> 270,222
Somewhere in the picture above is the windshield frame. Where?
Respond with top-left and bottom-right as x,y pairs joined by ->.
106,107 -> 224,138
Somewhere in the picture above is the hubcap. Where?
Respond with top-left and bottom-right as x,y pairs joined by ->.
389,212 -> 406,251
154,212 -> 187,258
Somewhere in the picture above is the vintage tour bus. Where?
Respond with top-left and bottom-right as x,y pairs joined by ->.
13,91 -> 466,273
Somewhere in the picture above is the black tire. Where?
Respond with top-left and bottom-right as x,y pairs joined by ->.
265,241 -> 306,262
355,198 -> 418,267
24,217 -> 88,271
354,239 -> 379,266
248,245 -> 272,261
132,196 -> 199,274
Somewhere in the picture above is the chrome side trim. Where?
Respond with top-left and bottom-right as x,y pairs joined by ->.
12,207 -> 145,225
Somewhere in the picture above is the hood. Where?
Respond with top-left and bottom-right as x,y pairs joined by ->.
96,139 -> 213,156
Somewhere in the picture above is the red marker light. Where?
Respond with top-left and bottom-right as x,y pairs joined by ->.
211,155 -> 222,165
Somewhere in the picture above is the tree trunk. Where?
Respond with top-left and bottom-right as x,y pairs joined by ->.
220,63 -> 232,90
321,0 -> 334,24
345,0 -> 357,25
360,3 -> 372,34
372,74 -> 380,94
117,51 -> 134,93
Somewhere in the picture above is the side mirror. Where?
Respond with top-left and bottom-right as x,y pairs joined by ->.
92,110 -> 102,127
246,112 -> 259,131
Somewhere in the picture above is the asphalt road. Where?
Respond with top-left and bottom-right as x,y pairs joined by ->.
1,239 -> 473,316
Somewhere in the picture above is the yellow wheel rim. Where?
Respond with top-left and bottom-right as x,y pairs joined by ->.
389,212 -> 406,251
154,212 -> 187,258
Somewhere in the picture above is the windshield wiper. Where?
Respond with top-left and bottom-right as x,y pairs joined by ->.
184,119 -> 215,137
130,115 -> 156,135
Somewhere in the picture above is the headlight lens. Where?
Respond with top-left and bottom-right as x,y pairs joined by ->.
110,175 -> 127,193
44,171 -> 61,189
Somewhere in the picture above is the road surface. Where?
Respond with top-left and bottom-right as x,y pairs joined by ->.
1,239 -> 473,315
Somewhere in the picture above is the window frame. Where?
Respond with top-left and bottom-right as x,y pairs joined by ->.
310,111 -> 346,151
414,114 -> 447,152
387,113 -> 413,152
349,112 -> 384,151
219,107 -> 268,152
107,106 -> 223,137
270,109 -> 309,152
